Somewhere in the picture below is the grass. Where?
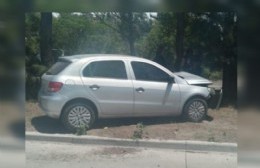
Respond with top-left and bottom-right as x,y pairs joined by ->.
75,125 -> 88,136
132,122 -> 145,139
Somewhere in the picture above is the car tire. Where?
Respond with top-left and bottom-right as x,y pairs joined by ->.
61,102 -> 96,132
183,97 -> 208,122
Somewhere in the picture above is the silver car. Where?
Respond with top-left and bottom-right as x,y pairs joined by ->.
38,54 -> 213,132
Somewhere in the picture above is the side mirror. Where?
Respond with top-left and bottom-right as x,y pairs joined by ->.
168,76 -> 175,83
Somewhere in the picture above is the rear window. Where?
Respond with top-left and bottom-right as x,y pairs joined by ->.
46,61 -> 71,75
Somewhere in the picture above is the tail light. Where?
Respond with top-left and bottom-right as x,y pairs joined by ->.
48,82 -> 63,92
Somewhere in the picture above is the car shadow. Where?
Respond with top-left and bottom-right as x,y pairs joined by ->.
93,116 -> 184,129
93,114 -> 214,129
31,116 -> 69,134
31,115 -> 214,134
205,115 -> 214,121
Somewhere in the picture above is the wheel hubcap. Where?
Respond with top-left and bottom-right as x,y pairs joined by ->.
188,101 -> 205,120
68,106 -> 91,127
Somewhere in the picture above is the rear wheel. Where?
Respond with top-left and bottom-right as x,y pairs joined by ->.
61,102 -> 96,132
183,97 -> 207,122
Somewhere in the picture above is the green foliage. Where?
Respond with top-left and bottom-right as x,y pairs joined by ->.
93,12 -> 152,55
25,13 -> 40,59
52,13 -> 130,55
75,125 -> 88,136
202,67 -> 222,80
201,67 -> 211,78
132,122 -> 145,139
208,136 -> 216,142
209,71 -> 222,80
30,64 -> 48,76
139,22 -> 174,59
26,75 -> 41,100
138,14 -> 176,70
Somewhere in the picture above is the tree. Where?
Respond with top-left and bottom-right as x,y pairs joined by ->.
186,12 -> 237,106
40,12 -> 53,66
119,12 -> 136,55
140,13 -> 176,70
142,12 -> 237,106
25,13 -> 40,62
52,13 -> 128,55
218,12 -> 237,106
95,12 -> 151,55
174,12 -> 185,71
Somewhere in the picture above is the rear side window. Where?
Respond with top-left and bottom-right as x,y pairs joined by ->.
83,60 -> 127,79
46,61 -> 71,75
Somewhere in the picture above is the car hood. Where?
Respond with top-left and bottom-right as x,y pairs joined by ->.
174,71 -> 212,85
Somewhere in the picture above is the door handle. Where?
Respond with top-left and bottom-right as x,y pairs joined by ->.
89,84 -> 100,90
135,87 -> 145,93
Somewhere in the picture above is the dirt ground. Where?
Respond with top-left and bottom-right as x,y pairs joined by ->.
26,101 -> 237,143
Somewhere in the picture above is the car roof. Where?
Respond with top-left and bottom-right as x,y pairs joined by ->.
57,54 -> 176,77
59,54 -> 144,62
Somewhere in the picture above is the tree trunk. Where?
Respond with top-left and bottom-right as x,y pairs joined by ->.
40,12 -> 53,66
222,52 -> 237,106
221,12 -> 237,107
129,37 -> 136,55
154,45 -> 166,67
126,12 -> 136,55
174,13 -> 184,71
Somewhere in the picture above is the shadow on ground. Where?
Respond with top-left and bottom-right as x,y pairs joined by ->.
31,116 -> 69,134
31,115 -> 213,134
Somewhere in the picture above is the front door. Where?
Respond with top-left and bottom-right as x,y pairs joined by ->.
130,61 -> 180,116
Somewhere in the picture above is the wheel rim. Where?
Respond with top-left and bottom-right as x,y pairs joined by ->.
188,101 -> 205,120
68,105 -> 91,128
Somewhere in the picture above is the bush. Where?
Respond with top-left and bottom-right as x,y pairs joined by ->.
75,125 -> 88,136
202,67 -> 211,79
202,67 -> 222,80
26,75 -> 41,100
132,122 -> 145,139
26,64 -> 48,100
209,71 -> 222,80
30,64 -> 48,76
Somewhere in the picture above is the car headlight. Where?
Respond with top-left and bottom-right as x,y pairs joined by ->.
207,87 -> 216,95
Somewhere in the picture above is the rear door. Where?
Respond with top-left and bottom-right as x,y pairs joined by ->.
81,59 -> 134,117
130,61 -> 180,116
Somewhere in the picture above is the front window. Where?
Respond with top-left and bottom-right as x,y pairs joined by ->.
131,61 -> 169,82
83,60 -> 127,79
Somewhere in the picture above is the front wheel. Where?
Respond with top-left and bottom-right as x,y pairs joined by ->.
183,98 -> 207,122
61,102 -> 96,132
